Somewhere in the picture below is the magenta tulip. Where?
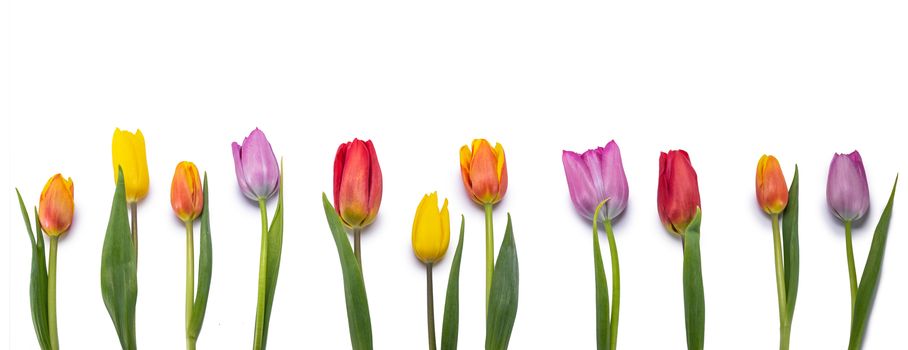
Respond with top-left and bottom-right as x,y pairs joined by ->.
563,141 -> 629,221
232,128 -> 280,201
827,151 -> 870,222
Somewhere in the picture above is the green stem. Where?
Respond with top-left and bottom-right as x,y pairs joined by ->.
354,228 -> 362,270
844,220 -> 857,314
484,203 -> 494,312
604,220 -> 620,350
771,214 -> 790,350
253,199 -> 269,350
130,202 -> 139,264
185,221 -> 196,350
48,236 -> 59,350
426,263 -> 437,350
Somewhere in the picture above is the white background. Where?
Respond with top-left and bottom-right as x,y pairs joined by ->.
4,1 -> 908,349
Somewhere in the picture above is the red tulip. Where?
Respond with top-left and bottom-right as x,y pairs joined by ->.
334,139 -> 383,229
657,150 -> 701,236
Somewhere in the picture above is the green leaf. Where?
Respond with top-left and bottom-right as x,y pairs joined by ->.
485,214 -> 519,350
261,165 -> 285,348
782,166 -> 800,321
441,216 -> 465,350
17,190 -> 51,350
322,193 -> 372,350
682,209 -> 704,350
189,173 -> 213,341
848,176 -> 898,350
100,168 -> 138,350
592,202 -> 610,350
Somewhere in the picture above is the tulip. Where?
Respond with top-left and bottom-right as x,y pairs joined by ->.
232,128 -> 280,201
827,151 -> 870,222
565,141 -> 628,350
39,174 -> 75,237
412,192 -> 451,264
334,139 -> 383,229
112,128 -> 149,203
756,155 -> 789,215
171,161 -> 204,223
460,139 -> 508,205
657,149 -> 701,236
411,192 -> 450,350
563,141 -> 629,222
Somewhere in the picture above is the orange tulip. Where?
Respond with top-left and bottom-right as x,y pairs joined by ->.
756,155 -> 788,215
170,161 -> 204,222
459,139 -> 508,205
39,174 -> 74,237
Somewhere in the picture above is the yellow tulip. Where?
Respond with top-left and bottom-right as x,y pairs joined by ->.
112,128 -> 150,203
412,192 -> 450,264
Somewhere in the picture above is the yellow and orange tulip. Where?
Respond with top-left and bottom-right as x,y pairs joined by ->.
459,139 -> 508,205
412,192 -> 450,264
112,128 -> 149,203
38,174 -> 74,237
756,155 -> 788,214
170,161 -> 204,222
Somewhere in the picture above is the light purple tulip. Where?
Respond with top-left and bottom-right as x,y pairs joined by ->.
563,140 -> 629,222
232,128 -> 280,201
827,150 -> 870,222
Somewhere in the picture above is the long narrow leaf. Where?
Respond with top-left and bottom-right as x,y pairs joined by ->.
485,214 -> 519,350
100,168 -> 138,350
261,164 -> 285,348
848,176 -> 898,350
592,204 -> 610,350
682,209 -> 704,350
322,193 -> 373,350
782,166 -> 800,321
441,216 -> 466,350
189,173 -> 213,340
18,190 -> 51,350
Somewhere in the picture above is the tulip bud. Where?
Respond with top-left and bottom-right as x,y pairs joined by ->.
170,161 -> 204,222
333,139 -> 383,229
827,151 -> 870,222
112,128 -> 149,203
563,140 -> 629,222
755,155 -> 789,215
657,150 -> 701,236
460,139 -> 508,205
232,128 -> 280,201
39,174 -> 75,237
412,192 -> 450,264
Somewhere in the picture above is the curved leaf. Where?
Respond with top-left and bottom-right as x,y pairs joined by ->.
100,168 -> 138,350
189,173 -> 213,340
485,214 -> 519,350
441,216 -> 465,350
18,190 -> 51,350
782,166 -> 799,321
322,193 -> 373,350
848,176 -> 898,350
261,165 -> 285,348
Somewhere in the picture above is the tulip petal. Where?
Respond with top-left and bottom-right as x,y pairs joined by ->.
469,140 -> 500,204
600,141 -> 629,219
338,140 -> 371,227
333,142 -> 348,211
232,142 -> 255,200
364,140 -> 383,226
563,150 -> 598,221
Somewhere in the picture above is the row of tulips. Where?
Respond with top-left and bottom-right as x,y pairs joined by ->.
16,130 -> 897,350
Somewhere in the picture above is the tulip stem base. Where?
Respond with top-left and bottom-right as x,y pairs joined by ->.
426,263 -> 437,350
354,228 -> 362,270
48,236 -> 59,350
604,219 -> 620,350
253,199 -> 269,350
844,220 -> 857,313
130,202 -> 138,263
484,203 -> 494,312
185,221 -> 196,350
771,214 -> 790,350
